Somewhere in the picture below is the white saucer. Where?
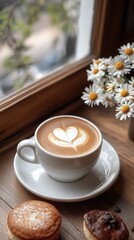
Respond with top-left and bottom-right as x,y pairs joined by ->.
14,139 -> 120,202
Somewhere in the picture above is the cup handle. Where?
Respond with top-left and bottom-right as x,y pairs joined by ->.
17,139 -> 39,164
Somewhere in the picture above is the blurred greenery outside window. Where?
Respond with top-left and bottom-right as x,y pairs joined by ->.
0,0 -> 94,99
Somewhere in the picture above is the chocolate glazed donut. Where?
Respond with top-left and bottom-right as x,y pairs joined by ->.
83,210 -> 129,240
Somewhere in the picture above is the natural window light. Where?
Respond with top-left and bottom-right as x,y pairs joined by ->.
0,0 -> 94,99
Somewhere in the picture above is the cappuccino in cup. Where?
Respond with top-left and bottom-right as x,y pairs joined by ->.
17,115 -> 102,182
37,117 -> 99,157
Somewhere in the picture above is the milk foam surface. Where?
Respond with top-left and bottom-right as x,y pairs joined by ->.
48,126 -> 87,150
37,117 -> 99,156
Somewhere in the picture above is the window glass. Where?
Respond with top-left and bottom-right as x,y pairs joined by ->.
0,0 -> 94,99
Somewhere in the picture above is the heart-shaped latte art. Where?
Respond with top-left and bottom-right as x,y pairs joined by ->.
53,126 -> 78,143
48,126 -> 88,150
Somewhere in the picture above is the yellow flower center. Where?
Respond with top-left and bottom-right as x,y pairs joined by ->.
125,48 -> 133,56
105,63 -> 109,67
89,92 -> 98,101
120,89 -> 129,97
115,61 -> 124,70
95,59 -> 101,65
111,85 -> 115,91
132,82 -> 134,88
121,105 -> 129,114
92,68 -> 99,74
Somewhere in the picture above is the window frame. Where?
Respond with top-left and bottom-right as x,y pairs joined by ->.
0,57 -> 90,144
1,0 -> 134,146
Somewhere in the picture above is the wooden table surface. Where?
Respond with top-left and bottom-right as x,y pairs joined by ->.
0,99 -> 134,240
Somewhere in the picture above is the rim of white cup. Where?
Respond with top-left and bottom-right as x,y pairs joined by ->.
35,115 -> 103,159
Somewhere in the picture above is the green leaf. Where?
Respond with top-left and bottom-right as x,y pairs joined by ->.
12,20 -> 31,38
3,54 -> 32,70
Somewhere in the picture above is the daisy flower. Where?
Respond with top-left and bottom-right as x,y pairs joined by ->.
105,78 -> 119,96
115,83 -> 134,103
81,84 -> 103,107
102,57 -> 112,69
115,100 -> 134,120
93,77 -> 107,91
108,55 -> 131,77
86,62 -> 105,81
92,58 -> 103,65
92,58 -> 108,69
82,42 -> 134,121
101,92 -> 116,108
118,42 -> 134,62
116,77 -> 126,84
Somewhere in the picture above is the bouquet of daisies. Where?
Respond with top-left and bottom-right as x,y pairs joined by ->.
81,43 -> 134,120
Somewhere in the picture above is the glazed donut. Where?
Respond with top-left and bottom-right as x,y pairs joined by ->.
83,210 -> 129,240
7,200 -> 62,240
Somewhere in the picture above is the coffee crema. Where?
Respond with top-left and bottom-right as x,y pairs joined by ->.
37,117 -> 100,156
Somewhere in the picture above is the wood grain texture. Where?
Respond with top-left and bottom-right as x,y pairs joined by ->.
0,99 -> 134,240
0,199 -> 12,239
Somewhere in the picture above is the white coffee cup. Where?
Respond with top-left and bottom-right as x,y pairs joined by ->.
17,115 -> 102,182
